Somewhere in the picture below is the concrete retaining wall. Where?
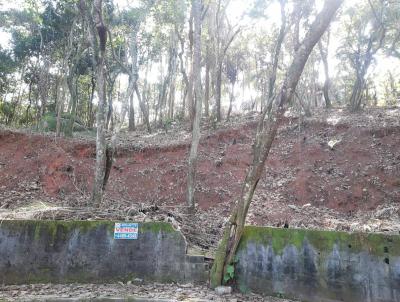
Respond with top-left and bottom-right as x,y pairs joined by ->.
3,220 -> 399,302
236,226 -> 400,302
0,220 -> 208,284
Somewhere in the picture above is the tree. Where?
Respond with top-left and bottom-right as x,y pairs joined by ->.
0,48 -> 15,99
266,0 -> 287,113
79,0 -> 108,206
186,0 -> 202,211
210,0 -> 343,288
337,0 -> 388,112
109,1 -> 155,133
318,28 -> 332,108
211,0 -> 240,122
224,48 -> 244,121
65,20 -> 87,137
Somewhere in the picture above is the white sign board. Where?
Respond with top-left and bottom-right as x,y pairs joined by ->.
114,223 -> 138,239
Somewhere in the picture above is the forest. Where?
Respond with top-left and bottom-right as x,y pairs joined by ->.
1,0 -> 399,134
0,0 -> 400,301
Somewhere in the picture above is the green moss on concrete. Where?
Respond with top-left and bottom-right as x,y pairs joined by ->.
1,220 -> 177,238
139,222 -> 176,234
0,220 -> 185,286
238,226 -> 400,257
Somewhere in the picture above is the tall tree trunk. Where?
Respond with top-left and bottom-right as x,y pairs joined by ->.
92,24 -> 107,204
349,23 -> 385,112
187,0 -> 202,211
106,75 -> 117,130
66,74 -> 79,137
168,75 -> 176,119
79,0 -> 108,206
128,89 -> 135,131
88,72 -> 96,128
25,80 -> 33,123
187,6 -> 195,123
131,30 -> 151,133
56,74 -> 66,137
134,84 -> 151,132
159,32 -> 178,123
38,57 -> 51,121
215,28 -> 240,122
204,47 -> 210,118
318,30 -> 332,108
65,24 -> 84,137
266,0 -> 287,112
215,61 -> 223,122
226,82 -> 234,121
349,74 -> 365,112
210,0 -> 343,288
176,27 -> 190,118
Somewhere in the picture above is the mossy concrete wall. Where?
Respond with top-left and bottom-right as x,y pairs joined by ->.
236,226 -> 400,302
0,220 -> 208,285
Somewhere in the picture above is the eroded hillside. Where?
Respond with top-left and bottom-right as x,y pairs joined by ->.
1,108 -> 399,250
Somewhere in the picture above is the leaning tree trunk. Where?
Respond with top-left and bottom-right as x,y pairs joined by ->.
210,0 -> 343,288
187,0 -> 202,211
266,0 -> 287,113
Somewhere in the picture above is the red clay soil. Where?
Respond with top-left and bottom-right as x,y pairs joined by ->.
0,109 -> 399,221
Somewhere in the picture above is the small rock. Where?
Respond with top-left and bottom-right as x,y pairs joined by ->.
30,183 -> 39,190
179,283 -> 193,288
215,158 -> 223,167
362,225 -> 372,232
375,207 -> 397,219
215,286 -> 232,295
133,278 -> 143,283
328,138 -> 341,150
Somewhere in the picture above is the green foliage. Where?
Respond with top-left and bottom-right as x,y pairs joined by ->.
39,112 -> 86,132
223,264 -> 235,283
153,0 -> 186,25
222,255 -> 240,284
8,0 -> 78,62
382,71 -> 400,106
0,101 -> 16,124
0,48 -> 16,94
162,117 -> 174,132
248,0 -> 272,19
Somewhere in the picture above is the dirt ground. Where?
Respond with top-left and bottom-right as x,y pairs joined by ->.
0,283 -> 298,301
0,108 -> 399,252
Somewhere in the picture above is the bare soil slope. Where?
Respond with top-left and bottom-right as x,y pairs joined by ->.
0,108 -> 399,250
